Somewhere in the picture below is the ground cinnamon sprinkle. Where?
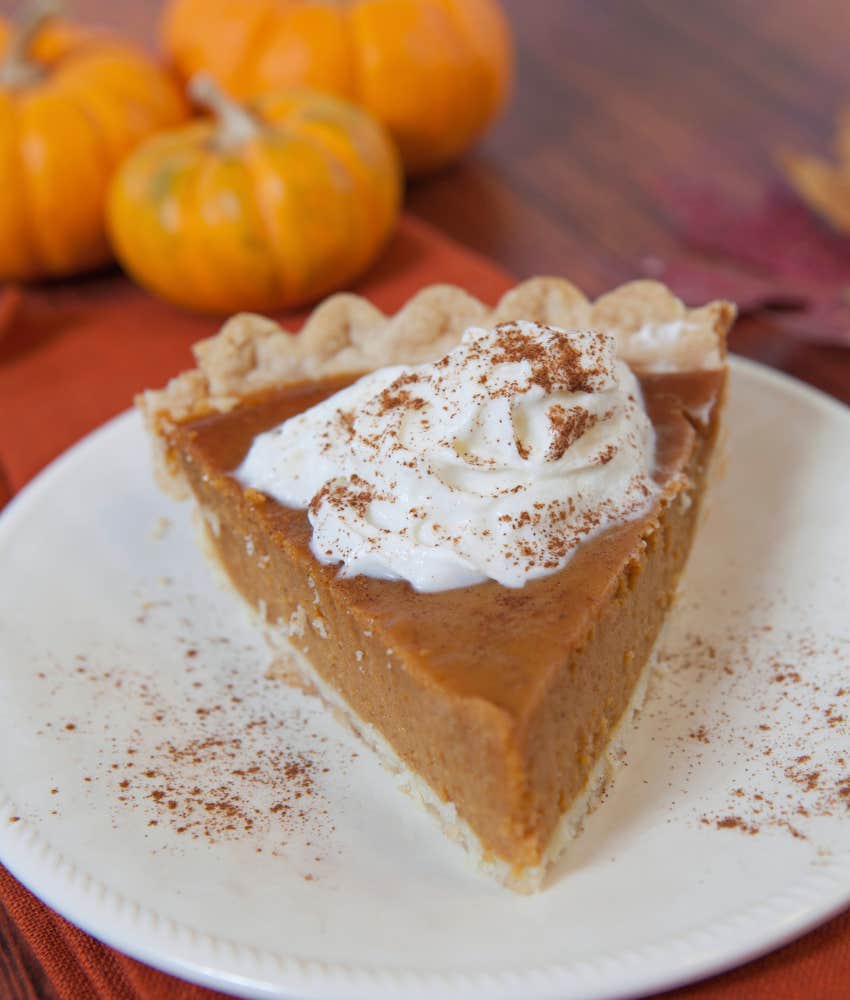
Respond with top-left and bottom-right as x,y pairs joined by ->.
489,322 -> 607,394
31,593 -> 346,874
650,601 -> 850,841
310,474 -> 377,520
711,816 -> 759,835
546,404 -> 596,461
114,727 -> 326,845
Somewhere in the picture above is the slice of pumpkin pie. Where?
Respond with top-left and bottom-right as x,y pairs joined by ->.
139,278 -> 734,892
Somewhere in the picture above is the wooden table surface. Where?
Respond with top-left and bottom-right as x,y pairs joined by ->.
2,0 -> 850,997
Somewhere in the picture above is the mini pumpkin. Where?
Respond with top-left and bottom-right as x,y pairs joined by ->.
161,0 -> 513,175
0,1 -> 188,281
107,77 -> 402,314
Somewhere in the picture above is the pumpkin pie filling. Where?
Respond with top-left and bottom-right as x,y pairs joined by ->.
140,278 -> 734,891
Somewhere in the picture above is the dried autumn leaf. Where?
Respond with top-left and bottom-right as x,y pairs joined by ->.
781,110 -> 850,233
645,255 -> 805,315
647,184 -> 850,346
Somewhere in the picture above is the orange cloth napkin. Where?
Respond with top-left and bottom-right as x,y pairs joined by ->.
0,215 -> 847,999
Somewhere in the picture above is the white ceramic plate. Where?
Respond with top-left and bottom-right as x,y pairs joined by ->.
1,357 -> 849,1000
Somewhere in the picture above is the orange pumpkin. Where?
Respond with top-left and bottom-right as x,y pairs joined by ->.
107,77 -> 402,314
0,1 -> 188,281
162,0 -> 513,175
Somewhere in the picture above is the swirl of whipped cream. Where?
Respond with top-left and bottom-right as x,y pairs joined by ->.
237,321 -> 659,592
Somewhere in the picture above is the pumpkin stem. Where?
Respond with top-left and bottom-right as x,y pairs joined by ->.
0,0 -> 60,89
189,74 -> 262,152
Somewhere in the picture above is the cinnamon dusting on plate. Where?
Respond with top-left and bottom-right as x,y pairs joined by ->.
651,605 -> 850,842
30,588 -> 349,877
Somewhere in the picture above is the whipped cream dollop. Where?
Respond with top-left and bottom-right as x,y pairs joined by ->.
236,321 -> 660,592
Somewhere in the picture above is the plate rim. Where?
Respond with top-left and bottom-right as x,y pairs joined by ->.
1,354 -> 849,1000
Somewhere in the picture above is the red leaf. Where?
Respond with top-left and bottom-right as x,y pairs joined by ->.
647,184 -> 850,346
642,255 -> 805,315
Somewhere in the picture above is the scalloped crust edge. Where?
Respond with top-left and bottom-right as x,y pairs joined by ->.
137,277 -> 735,498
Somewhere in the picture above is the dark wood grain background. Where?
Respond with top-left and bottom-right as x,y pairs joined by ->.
2,0 -> 849,996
